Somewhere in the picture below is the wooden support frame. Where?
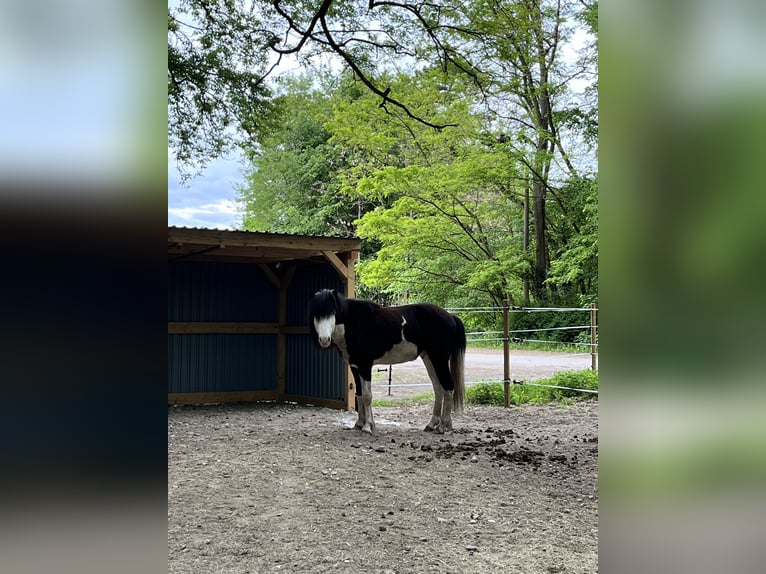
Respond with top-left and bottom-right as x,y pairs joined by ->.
167,324 -> 308,335
168,226 -> 362,409
168,322 -> 279,334
168,390 -> 278,406
320,249 -> 360,411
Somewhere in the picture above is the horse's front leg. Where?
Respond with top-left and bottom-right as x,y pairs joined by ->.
351,365 -> 375,434
350,367 -> 366,430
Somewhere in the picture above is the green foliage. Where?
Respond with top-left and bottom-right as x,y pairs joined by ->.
466,369 -> 598,406
466,381 -> 550,406
168,0 -> 487,173
237,75 -> 371,244
465,382 -> 507,406
168,1 -> 276,177
229,3 -> 597,311
547,177 -> 599,299
511,309 -> 592,344
546,370 -> 599,400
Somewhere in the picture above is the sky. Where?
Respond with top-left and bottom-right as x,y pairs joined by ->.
167,152 -> 246,230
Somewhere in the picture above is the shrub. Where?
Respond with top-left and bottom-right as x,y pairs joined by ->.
547,370 -> 598,401
465,369 -> 598,406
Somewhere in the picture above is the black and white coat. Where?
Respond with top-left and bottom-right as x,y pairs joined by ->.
309,289 -> 466,433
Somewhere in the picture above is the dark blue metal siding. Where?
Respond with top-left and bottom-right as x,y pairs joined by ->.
168,261 -> 279,395
284,264 -> 346,402
169,258 -> 347,403
168,334 -> 277,393
286,264 -> 345,325
168,261 -> 277,322
285,335 -> 346,401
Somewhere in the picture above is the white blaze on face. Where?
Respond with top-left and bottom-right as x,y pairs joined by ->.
314,315 -> 336,348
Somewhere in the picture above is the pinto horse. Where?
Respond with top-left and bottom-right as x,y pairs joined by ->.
309,289 -> 466,434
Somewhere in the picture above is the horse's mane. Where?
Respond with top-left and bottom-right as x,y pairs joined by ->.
337,292 -> 381,323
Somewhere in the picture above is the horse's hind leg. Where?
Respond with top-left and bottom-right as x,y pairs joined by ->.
423,356 -> 451,433
359,377 -> 375,434
441,388 -> 454,432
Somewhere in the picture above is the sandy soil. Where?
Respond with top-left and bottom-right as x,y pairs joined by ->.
168,400 -> 598,573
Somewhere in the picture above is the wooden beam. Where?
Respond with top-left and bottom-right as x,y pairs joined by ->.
168,390 -> 278,405
344,250 -> 359,411
168,322 -> 279,334
322,250 -> 348,277
282,264 -> 297,289
168,228 -> 361,253
281,325 -> 310,335
258,264 -> 280,288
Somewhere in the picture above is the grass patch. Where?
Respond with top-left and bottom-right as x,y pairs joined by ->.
466,369 -> 598,407
372,370 -> 597,408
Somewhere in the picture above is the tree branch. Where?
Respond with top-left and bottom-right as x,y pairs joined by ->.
318,11 -> 456,130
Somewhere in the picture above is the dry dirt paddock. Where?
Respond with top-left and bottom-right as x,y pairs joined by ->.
168,400 -> 598,574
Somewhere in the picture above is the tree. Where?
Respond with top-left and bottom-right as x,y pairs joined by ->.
168,2 -> 276,178
326,69 -> 532,308
546,175 -> 598,304
464,0 -> 597,302
194,1 -> 598,309
237,75 -> 364,237
168,0 -> 481,175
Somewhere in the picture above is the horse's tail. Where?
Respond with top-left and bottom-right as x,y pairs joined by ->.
450,314 -> 467,412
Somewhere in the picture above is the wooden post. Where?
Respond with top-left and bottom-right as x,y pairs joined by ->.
590,303 -> 597,371
503,298 -> 510,408
344,251 -> 359,411
322,248 -> 359,411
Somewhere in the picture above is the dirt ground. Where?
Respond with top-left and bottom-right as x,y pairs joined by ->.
168,399 -> 598,573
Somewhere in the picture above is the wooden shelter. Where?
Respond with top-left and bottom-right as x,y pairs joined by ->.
168,226 -> 361,410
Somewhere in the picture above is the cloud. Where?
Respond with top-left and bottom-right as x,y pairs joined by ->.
168,200 -> 241,230
168,151 -> 245,230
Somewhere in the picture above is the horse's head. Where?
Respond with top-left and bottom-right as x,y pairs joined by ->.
309,289 -> 340,349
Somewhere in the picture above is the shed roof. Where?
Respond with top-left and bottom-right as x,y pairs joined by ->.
168,226 -> 362,265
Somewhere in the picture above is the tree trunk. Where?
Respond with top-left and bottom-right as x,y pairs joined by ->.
523,182 -> 530,305
532,173 -> 548,301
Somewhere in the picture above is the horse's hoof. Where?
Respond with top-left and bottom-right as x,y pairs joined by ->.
361,425 -> 373,434
424,425 -> 434,432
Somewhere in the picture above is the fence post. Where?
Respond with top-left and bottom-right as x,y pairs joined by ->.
503,299 -> 510,408
590,303 -> 597,371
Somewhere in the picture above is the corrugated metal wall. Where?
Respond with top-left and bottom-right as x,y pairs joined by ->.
285,264 -> 347,400
285,335 -> 346,401
168,261 -> 279,395
168,261 -> 277,322
169,259 -> 348,404
285,264 -> 345,324
168,334 -> 277,393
